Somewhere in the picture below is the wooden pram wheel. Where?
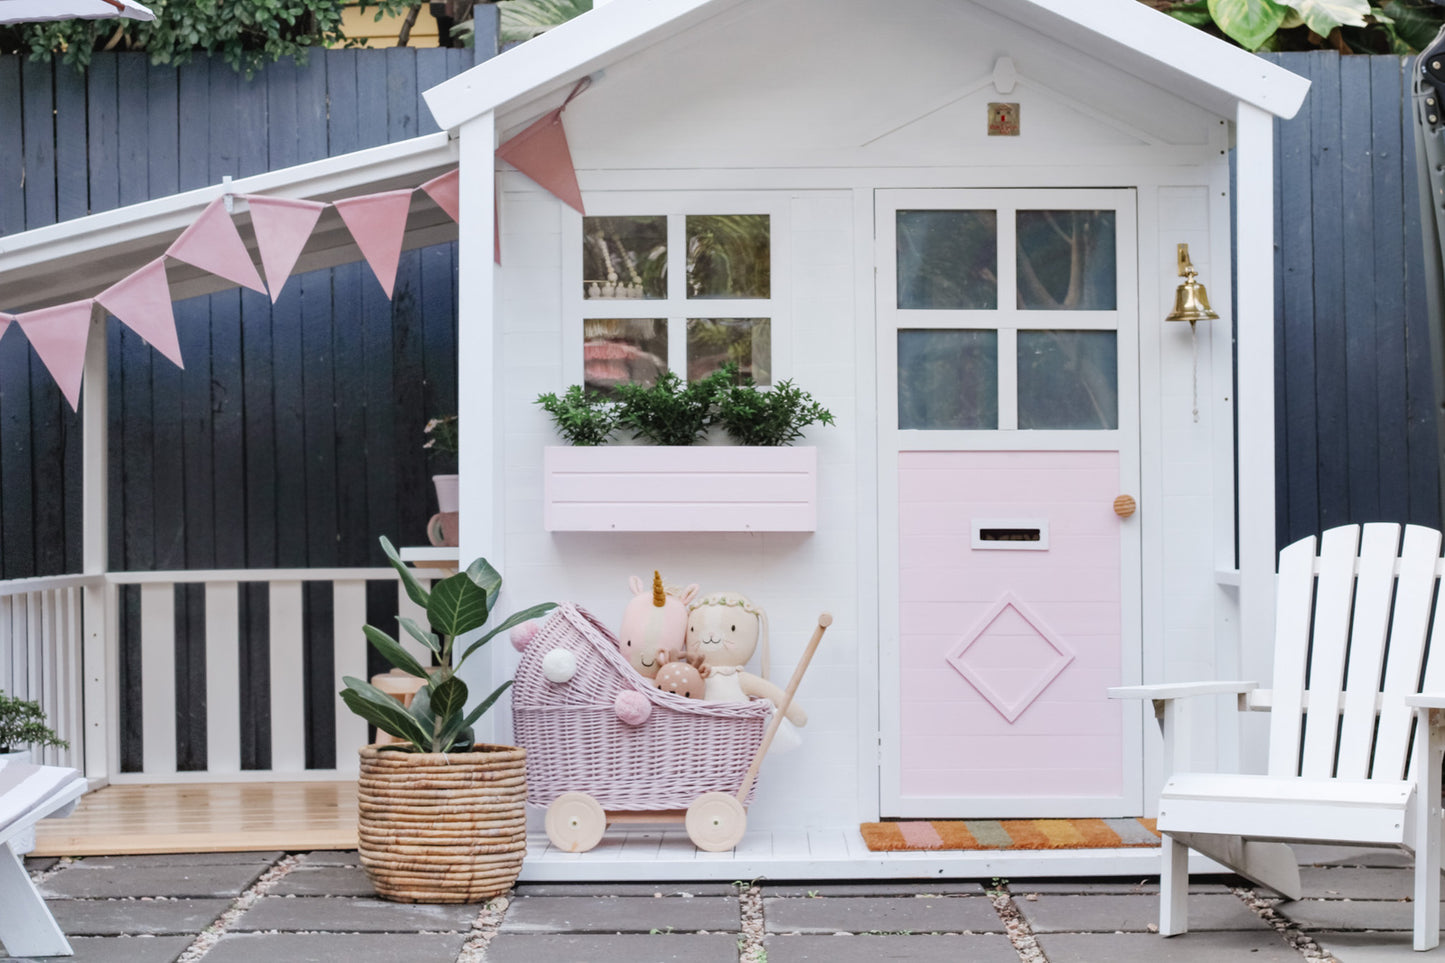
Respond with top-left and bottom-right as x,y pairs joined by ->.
685,792 -> 747,852
545,792 -> 607,853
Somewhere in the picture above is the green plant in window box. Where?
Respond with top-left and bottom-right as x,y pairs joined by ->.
613,367 -> 736,446
716,376 -> 836,447
536,385 -> 620,446
340,537 -> 555,753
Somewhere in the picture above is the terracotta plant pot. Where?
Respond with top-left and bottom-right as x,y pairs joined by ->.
357,743 -> 527,903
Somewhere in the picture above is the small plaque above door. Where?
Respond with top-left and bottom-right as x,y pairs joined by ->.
972,518 -> 1049,550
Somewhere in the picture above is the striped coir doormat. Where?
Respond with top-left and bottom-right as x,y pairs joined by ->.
860,818 -> 1161,852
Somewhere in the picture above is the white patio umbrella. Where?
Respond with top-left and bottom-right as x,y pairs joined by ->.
0,0 -> 154,23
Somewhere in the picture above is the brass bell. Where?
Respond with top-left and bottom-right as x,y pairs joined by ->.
1165,243 -> 1219,325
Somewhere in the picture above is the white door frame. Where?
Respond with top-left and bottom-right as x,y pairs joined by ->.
876,187 -> 1144,818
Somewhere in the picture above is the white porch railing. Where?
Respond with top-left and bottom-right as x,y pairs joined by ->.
0,574 -> 100,769
0,566 -> 437,783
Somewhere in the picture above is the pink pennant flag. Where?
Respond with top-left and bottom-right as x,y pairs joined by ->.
0,312 -> 12,342
420,169 -> 460,223
246,195 -> 327,303
333,189 -> 414,298
15,299 -> 94,412
95,259 -> 184,369
496,106 -> 585,215
166,196 -> 267,295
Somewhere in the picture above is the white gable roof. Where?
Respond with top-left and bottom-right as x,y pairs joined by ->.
424,0 -> 1308,132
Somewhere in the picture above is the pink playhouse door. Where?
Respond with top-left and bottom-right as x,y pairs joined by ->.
876,189 -> 1142,818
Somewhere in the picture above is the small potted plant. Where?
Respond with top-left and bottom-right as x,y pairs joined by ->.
424,415 -> 460,546
0,691 -> 69,854
341,537 -> 555,903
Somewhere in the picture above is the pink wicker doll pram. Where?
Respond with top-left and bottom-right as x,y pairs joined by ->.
513,602 -> 829,852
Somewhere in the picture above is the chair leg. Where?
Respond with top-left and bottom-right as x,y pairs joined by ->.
1160,833 -> 1189,936
0,841 -> 71,957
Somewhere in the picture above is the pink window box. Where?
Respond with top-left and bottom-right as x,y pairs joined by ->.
543,445 -> 818,532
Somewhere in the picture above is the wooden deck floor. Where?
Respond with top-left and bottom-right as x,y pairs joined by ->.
32,781 -> 359,856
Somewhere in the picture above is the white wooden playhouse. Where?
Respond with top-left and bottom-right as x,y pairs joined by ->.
422,0 -> 1309,877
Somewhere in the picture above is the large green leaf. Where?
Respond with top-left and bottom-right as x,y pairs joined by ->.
398,617 -> 443,657
497,0 -> 591,43
340,678 -> 433,749
458,602 -> 558,664
427,571 -> 491,638
1208,0 -> 1288,49
362,625 -> 430,679
1287,0 -> 1370,35
466,558 -> 503,612
381,536 -> 431,610
430,675 -> 470,724
1167,0 -> 1215,26
1380,0 -> 1445,50
409,684 -> 437,739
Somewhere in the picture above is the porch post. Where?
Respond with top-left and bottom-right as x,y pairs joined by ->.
1234,101 -> 1277,772
80,309 -> 111,781
456,111 -> 500,740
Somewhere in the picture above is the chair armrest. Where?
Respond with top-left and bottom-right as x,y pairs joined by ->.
1108,681 -> 1257,701
1404,693 -> 1445,710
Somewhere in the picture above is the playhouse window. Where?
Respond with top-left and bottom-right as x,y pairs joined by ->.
574,205 -> 778,391
896,209 -> 998,310
896,329 -> 999,429
1016,330 -> 1118,430
1015,210 -> 1117,310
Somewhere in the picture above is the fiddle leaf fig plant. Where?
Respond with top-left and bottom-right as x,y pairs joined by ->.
340,536 -> 555,753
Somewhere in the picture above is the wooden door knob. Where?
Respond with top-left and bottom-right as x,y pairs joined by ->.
1113,495 -> 1137,518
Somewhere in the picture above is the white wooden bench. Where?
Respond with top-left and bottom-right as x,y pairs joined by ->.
0,758 -> 87,957
1113,523 -> 1445,951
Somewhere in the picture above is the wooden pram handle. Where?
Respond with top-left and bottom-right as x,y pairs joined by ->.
734,613 -> 832,803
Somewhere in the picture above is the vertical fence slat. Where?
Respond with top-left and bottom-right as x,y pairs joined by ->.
65,587 -> 82,770
42,590 -> 57,765
205,582 -> 241,775
26,593 -> 40,704
0,596 -> 9,696
269,580 -> 305,773
139,582 -> 176,775
333,580 -> 368,774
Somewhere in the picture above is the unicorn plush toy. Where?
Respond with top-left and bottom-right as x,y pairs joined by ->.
618,571 -> 698,678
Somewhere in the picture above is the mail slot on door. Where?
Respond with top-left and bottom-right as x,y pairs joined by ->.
971,518 -> 1049,550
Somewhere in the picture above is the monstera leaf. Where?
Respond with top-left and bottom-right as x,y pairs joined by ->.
1208,0 -> 1288,49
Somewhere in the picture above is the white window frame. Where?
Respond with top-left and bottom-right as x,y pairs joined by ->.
562,192 -> 791,388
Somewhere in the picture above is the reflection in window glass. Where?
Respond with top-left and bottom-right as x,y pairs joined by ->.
897,330 -> 998,429
1016,210 -> 1116,310
583,319 -> 667,396
1017,331 -> 1117,429
686,215 -> 770,299
896,210 -> 998,310
583,216 -> 667,300
687,319 -> 771,384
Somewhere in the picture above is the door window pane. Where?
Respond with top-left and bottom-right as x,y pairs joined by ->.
1017,331 -> 1117,429
687,319 -> 771,384
583,319 -> 667,395
686,215 -> 770,298
583,216 -> 667,300
896,210 -> 998,310
897,330 -> 998,429
1016,210 -> 1116,310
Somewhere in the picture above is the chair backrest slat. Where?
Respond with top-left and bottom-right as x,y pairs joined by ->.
1337,524 -> 1402,778
1268,534 -> 1321,776
1298,526 -> 1362,778
1372,525 -> 1442,780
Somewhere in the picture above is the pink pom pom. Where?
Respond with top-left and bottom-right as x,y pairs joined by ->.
613,690 -> 651,726
510,620 -> 539,652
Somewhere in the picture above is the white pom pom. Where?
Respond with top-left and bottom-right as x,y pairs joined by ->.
541,648 -> 577,684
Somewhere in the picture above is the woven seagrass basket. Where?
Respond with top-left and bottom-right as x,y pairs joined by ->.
357,743 -> 527,903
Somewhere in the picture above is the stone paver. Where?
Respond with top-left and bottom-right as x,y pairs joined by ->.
1,934 -> 194,963
270,865 -> 377,897
203,932 -> 468,963
1273,896 -> 1414,931
500,895 -> 740,933
483,933 -> 740,963
40,862 -> 267,899
763,933 -> 1019,961
1313,930 -> 1432,961
1017,892 -> 1270,933
293,851 -> 359,867
763,881 -> 985,897
75,852 -> 281,868
1299,866 -> 1416,901
47,897 -> 231,936
514,882 -> 739,897
233,896 -> 476,933
763,895 -> 1004,934
1036,930 -> 1304,961
22,856 -> 58,874
1010,876 -> 1237,895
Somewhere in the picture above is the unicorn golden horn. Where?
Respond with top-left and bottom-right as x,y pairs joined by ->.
652,570 -> 666,607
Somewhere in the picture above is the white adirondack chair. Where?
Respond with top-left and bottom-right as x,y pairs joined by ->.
1112,523 -> 1445,951
0,758 -> 87,957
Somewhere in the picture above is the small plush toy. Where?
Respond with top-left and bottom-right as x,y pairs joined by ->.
686,592 -> 807,727
509,619 -> 541,652
618,570 -> 698,678
653,651 -> 709,700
